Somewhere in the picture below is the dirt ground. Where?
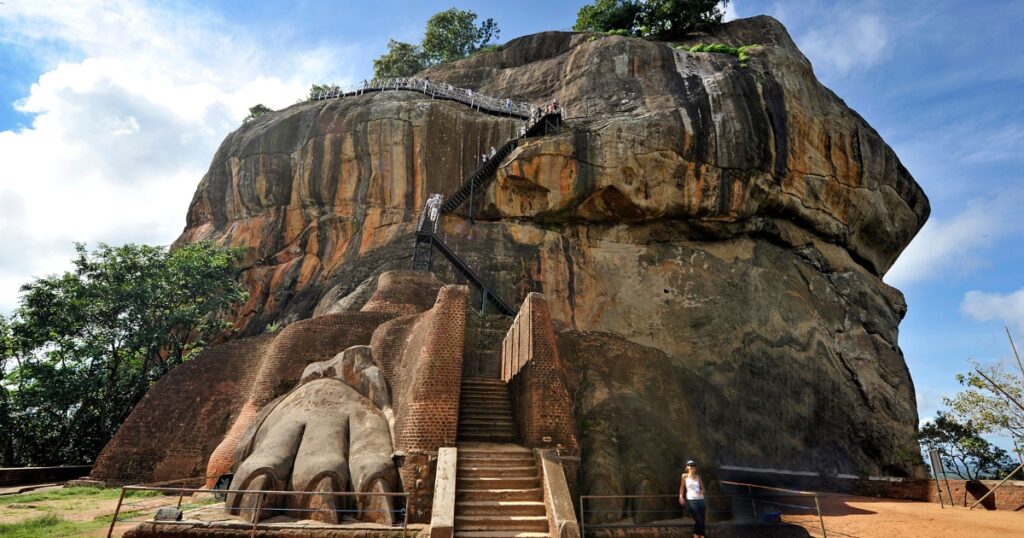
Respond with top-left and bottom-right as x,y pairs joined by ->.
783,493 -> 1024,538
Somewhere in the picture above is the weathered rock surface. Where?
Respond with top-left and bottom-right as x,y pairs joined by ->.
170,14 -> 929,499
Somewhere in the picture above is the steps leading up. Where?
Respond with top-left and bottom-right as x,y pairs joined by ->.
463,312 -> 513,379
459,378 -> 517,443
454,443 -> 548,536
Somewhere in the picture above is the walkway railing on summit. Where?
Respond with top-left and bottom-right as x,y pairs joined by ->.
309,77 -> 536,119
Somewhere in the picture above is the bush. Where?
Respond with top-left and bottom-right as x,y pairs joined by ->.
682,42 -> 761,66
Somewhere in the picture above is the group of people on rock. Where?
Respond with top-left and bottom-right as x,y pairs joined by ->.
519,99 -> 560,137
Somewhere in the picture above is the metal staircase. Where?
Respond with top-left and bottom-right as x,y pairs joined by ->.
441,113 -> 562,216
404,85 -> 562,316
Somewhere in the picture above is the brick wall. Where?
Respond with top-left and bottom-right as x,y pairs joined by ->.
370,284 -> 468,522
502,293 -> 579,463
89,335 -> 274,485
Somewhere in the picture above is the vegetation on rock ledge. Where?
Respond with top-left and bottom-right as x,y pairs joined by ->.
575,0 -> 729,40
683,43 -> 761,66
372,8 -> 499,79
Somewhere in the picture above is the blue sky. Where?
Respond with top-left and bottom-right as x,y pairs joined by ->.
1,1 -> 1022,452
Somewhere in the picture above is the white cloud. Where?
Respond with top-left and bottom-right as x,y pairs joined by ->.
798,11 -> 888,77
885,197 -> 1024,288
722,1 -> 739,22
0,0 -> 357,314
962,288 -> 1024,333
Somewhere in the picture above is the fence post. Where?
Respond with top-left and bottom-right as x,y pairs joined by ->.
748,485 -> 757,519
579,496 -> 585,537
814,494 -> 827,538
250,492 -> 265,538
106,488 -> 127,538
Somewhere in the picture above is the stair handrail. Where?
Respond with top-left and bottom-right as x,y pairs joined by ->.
310,77 -> 537,119
413,229 -> 515,315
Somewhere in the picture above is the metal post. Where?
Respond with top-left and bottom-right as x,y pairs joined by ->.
748,485 -> 757,519
250,492 -> 265,538
580,496 -> 586,537
176,485 -> 186,509
106,488 -> 127,538
814,494 -> 827,538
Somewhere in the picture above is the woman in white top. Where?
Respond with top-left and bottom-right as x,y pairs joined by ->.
678,460 -> 706,538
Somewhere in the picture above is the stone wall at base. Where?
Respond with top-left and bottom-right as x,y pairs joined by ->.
89,335 -> 274,485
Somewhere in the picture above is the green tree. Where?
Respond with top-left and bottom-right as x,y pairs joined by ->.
574,0 -> 728,39
945,331 -> 1024,463
421,8 -> 499,64
370,8 -> 499,78
308,83 -> 342,99
244,104 -> 274,122
919,413 -> 1018,480
574,0 -> 642,34
0,242 -> 247,466
372,40 -> 428,79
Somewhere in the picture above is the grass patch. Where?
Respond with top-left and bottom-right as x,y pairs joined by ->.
681,43 -> 761,66
0,486 -> 163,506
0,513 -> 105,538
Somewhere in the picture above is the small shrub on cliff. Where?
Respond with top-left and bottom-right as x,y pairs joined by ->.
244,103 -> 273,122
575,0 -> 729,39
0,242 -> 247,466
683,42 -> 760,66
373,40 -> 428,79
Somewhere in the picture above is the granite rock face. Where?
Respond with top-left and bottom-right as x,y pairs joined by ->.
176,14 -> 929,497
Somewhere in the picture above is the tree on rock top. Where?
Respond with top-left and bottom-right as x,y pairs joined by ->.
372,8 -> 499,79
575,0 -> 729,39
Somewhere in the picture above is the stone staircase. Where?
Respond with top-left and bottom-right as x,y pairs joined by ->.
454,443 -> 548,537
463,313 -> 514,379
458,378 -> 517,443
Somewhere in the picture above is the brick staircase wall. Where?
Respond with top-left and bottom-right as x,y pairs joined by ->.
502,293 -> 579,460
370,284 -> 468,522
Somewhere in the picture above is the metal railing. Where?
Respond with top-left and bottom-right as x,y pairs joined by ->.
579,482 -> 828,537
309,77 -> 537,119
720,480 -> 827,537
106,478 -> 411,538
579,493 -> 729,535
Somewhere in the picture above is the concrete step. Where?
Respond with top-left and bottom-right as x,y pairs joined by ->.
459,408 -> 515,418
462,378 -> 507,385
458,445 -> 532,454
456,528 -> 552,532
456,501 -> 546,517
459,466 -> 539,478
455,515 -> 549,532
459,394 -> 512,402
459,418 -> 515,427
458,433 -> 518,443
458,475 -> 541,490
456,487 -> 544,502
458,454 -> 536,463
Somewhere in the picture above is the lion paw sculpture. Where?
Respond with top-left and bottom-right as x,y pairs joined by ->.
225,346 -> 399,524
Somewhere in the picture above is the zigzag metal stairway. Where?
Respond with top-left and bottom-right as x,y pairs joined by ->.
411,99 -> 562,315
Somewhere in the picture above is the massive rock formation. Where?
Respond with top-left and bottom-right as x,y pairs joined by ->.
98,14 -> 929,517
